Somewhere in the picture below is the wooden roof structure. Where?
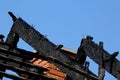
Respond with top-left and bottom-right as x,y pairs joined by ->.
0,12 -> 120,80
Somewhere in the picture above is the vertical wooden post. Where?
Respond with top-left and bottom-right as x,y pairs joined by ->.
83,61 -> 90,80
98,42 -> 105,80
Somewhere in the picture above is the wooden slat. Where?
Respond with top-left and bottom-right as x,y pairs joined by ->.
0,56 -> 55,80
0,71 -> 26,80
0,50 -> 48,72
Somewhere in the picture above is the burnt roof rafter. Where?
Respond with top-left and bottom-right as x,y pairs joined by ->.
0,12 -> 119,80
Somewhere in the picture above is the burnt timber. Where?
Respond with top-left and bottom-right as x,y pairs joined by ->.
0,42 -> 56,80
5,12 -> 98,80
79,37 -> 120,79
0,12 -> 119,80
0,42 -> 97,80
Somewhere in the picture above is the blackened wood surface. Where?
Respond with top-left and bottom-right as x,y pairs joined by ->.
0,42 -> 98,80
11,18 -> 70,63
80,38 -> 120,79
0,18 -> 19,79
7,18 -> 99,80
0,42 -> 55,80
10,18 -> 84,80
0,42 -> 47,72
0,71 -> 26,80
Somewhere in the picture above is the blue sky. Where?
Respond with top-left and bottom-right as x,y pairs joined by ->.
0,0 -> 120,80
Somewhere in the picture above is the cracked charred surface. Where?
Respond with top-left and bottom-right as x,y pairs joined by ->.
5,17 -> 98,80
79,37 -> 120,79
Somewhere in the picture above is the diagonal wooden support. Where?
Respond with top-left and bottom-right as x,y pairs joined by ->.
6,13 -> 99,80
79,36 -> 120,79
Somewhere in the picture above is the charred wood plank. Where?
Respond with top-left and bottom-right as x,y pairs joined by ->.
0,63 -> 55,80
10,18 -> 70,63
37,54 -> 99,80
0,71 -> 26,80
0,44 -> 55,80
7,12 -> 19,48
0,42 -> 35,60
83,62 -> 90,80
0,52 -> 47,73
0,12 -> 19,79
0,42 -> 98,80
0,42 -> 48,72
75,39 -> 87,65
8,18 -> 82,80
98,42 -> 105,80
79,36 -> 120,79
6,17 -> 99,80
8,12 -> 17,22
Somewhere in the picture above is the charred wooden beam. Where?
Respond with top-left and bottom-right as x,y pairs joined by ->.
8,12 -> 17,22
0,63 -> 55,80
0,34 -> 4,42
98,42 -> 105,80
0,42 -> 56,80
0,35 -> 5,79
7,17 -> 79,79
0,63 -> 49,80
0,42 -> 48,72
75,38 -> 87,65
37,54 -> 99,80
0,12 -> 19,79
0,71 -> 26,80
6,12 -> 19,48
0,42 -> 98,80
83,61 -> 90,80
6,17 -> 99,80
0,52 -> 47,73
9,18 -> 70,63
0,69 -> 55,80
79,36 -> 120,79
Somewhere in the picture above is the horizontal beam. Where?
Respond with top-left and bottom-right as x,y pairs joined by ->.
0,71 -> 26,80
0,42 -> 98,80
39,55 -> 99,80
0,62 -> 52,80
0,43 -> 55,80
0,42 -> 48,72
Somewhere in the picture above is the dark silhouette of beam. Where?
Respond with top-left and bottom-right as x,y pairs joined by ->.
79,36 -> 120,79
6,14 -> 98,80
